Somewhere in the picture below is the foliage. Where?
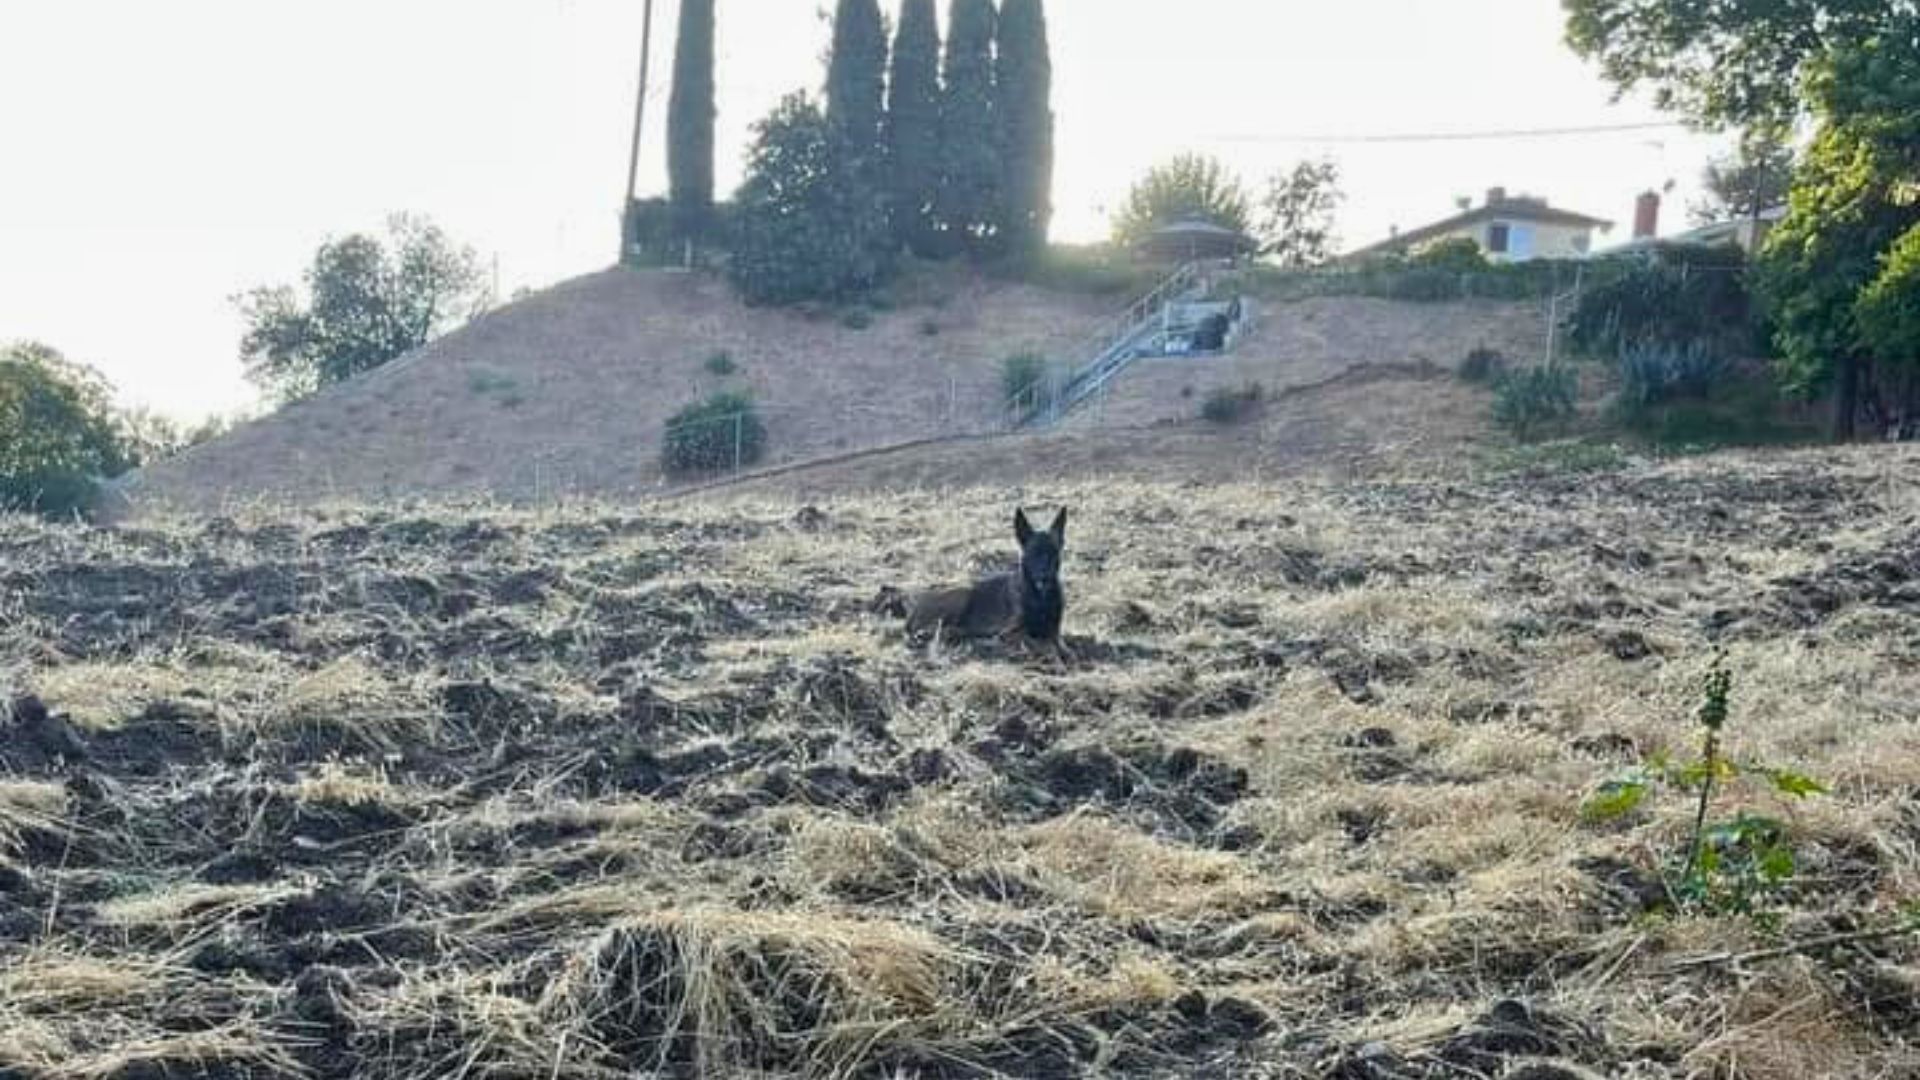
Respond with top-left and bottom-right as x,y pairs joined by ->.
663,391 -> 767,475
935,0 -> 1002,257
1854,224 -> 1920,383
886,0 -> 944,257
236,214 -> 486,402
826,0 -> 889,173
1459,347 -> 1508,384
1200,383 -> 1263,424
1000,352 -> 1054,415
1015,244 -> 1162,296
703,351 -> 737,377
1258,160 -> 1342,268
1617,340 -> 1729,407
668,0 -> 717,248
1112,154 -> 1252,250
996,0 -> 1054,256
0,342 -> 133,519
1568,245 -> 1753,360
729,93 -> 893,306
1693,132 -> 1795,225
1562,0 -> 1896,129
1583,657 -> 1828,915
1491,366 -> 1577,442
1408,236 -> 1490,273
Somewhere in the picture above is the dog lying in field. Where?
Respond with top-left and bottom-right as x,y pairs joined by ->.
907,508 -> 1067,648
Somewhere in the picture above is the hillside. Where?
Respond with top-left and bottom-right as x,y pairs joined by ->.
5,446 -> 1919,1077
123,266 -> 1549,512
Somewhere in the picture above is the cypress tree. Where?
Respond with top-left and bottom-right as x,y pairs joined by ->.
937,0 -> 1001,257
825,0 -> 888,166
667,0 -> 716,247
996,0 -> 1053,256
886,0 -> 942,256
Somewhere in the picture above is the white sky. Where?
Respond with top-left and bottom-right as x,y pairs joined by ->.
0,1 -> 1726,422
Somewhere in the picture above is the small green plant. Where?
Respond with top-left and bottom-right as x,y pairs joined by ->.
1459,346 -> 1508,384
841,308 -> 875,331
703,351 -> 738,377
663,390 -> 768,475
1001,353 -> 1054,415
918,318 -> 941,338
1616,339 -> 1726,406
1583,656 -> 1828,914
1200,383 -> 1263,424
467,368 -> 519,398
1491,366 -> 1578,441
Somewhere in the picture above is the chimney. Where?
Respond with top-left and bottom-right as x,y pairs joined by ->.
1486,186 -> 1507,206
1634,191 -> 1661,240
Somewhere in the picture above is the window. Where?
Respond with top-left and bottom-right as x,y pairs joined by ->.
1487,223 -> 1510,253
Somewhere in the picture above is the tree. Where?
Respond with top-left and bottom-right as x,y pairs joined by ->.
1855,224 -> 1920,429
667,0 -> 716,248
996,0 -> 1054,256
1562,0 -> 1897,129
886,0 -> 943,256
1693,132 -> 1795,225
1111,154 -> 1251,249
729,93 -> 892,305
1258,160 -> 1343,268
237,215 -> 486,402
936,0 -> 1001,257
0,342 -> 133,518
826,0 -> 888,164
1756,27 -> 1920,440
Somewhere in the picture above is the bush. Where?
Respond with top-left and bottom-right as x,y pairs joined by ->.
1566,244 -> 1752,358
1492,366 -> 1578,441
1460,347 -> 1508,384
0,343 -> 133,520
1200,383 -> 1263,423
1409,236 -> 1491,273
1001,353 -> 1054,415
703,351 -> 738,377
840,308 -> 875,331
663,391 -> 767,475
1016,244 -> 1162,297
1617,340 -> 1727,407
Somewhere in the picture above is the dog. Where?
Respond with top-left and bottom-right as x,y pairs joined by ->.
907,508 -> 1067,647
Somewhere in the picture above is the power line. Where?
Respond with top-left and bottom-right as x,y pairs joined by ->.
1206,120 -> 1688,146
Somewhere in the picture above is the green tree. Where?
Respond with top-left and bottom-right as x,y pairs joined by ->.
827,0 -> 888,164
667,0 -> 717,248
1259,159 -> 1343,268
1693,132 -> 1795,225
1562,0 -> 1896,129
1756,29 -> 1920,440
236,215 -> 486,402
1112,154 -> 1251,249
1855,224 -> 1920,428
996,0 -> 1054,256
0,342 -> 133,518
729,93 -> 891,305
936,0 -> 1001,257
886,0 -> 943,257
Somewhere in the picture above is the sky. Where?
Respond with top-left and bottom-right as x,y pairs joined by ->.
0,1 -> 1730,423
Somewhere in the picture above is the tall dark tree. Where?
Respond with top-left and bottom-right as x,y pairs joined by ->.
826,0 -> 888,165
936,0 -> 1001,256
886,0 -> 943,256
667,0 -> 716,248
996,0 -> 1054,256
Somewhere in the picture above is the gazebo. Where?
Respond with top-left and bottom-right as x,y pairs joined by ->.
1139,218 -> 1259,263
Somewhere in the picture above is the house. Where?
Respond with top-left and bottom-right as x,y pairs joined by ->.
1604,191 -> 1785,256
1347,187 -> 1613,263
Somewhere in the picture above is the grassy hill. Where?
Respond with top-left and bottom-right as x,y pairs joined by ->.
5,445 -> 1918,1077
123,265 -> 1550,512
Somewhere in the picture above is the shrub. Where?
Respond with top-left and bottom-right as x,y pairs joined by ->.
1492,366 -> 1577,441
1617,340 -> 1727,407
918,318 -> 941,338
1001,353 -> 1055,415
840,308 -> 875,331
1408,236 -> 1491,273
1200,383 -> 1263,423
1566,244 -> 1751,358
663,391 -> 767,475
703,351 -> 738,377
1459,347 -> 1508,384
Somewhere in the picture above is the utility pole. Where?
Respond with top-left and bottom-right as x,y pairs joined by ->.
621,0 -> 657,259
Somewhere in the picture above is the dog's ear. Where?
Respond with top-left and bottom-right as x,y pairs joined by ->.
1014,508 -> 1035,547
1049,508 -> 1067,545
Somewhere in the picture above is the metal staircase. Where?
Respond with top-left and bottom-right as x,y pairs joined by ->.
1016,260 -> 1218,428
